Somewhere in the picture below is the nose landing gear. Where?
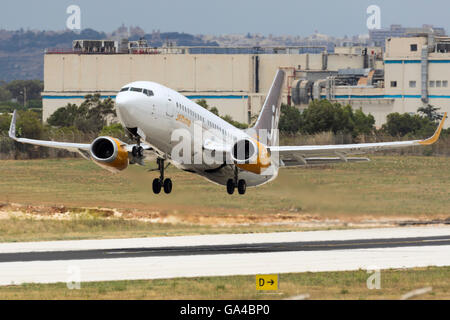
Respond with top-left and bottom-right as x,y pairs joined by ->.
152,157 -> 172,194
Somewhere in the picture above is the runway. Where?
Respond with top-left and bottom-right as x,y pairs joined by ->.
0,226 -> 449,285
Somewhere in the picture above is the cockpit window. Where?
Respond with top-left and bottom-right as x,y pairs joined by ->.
143,89 -> 154,97
127,87 -> 153,97
120,87 -> 129,92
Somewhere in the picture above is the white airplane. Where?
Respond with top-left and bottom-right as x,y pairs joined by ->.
9,70 -> 446,195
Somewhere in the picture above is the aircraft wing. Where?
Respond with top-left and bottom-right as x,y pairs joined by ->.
8,110 -> 153,161
9,110 -> 91,155
270,112 -> 446,167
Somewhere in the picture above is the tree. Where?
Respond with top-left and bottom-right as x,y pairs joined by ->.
5,80 -> 43,104
279,103 -> 303,134
16,110 -> 45,139
47,103 -> 80,127
353,109 -> 375,136
301,100 -> 342,134
278,100 -> 375,137
382,112 -> 436,137
0,113 -> 12,134
47,94 -> 116,134
0,87 -> 12,101
196,99 -> 209,109
418,104 -> 443,121
300,100 -> 375,137
99,123 -> 129,141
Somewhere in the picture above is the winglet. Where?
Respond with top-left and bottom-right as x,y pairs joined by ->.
419,112 -> 447,145
8,110 -> 17,140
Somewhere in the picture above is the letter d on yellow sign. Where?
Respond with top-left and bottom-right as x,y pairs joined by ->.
256,274 -> 278,291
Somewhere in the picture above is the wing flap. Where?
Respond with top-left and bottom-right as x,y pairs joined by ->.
281,157 -> 370,167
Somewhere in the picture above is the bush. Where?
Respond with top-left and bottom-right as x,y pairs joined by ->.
381,113 -> 436,137
99,123 -> 130,141
279,100 -> 375,138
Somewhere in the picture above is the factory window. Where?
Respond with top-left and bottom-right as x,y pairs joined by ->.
390,81 -> 397,88
119,87 -> 129,92
443,81 -> 448,87
410,44 -> 418,52
409,81 -> 416,88
436,81 -> 442,88
430,81 -> 435,87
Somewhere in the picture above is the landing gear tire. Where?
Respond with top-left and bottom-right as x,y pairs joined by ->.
237,179 -> 246,195
132,140 -> 144,157
153,158 -> 172,194
152,178 -> 162,194
163,178 -> 172,194
226,179 -> 235,195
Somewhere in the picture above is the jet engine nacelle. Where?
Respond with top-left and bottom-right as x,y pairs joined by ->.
90,136 -> 129,171
231,139 -> 271,174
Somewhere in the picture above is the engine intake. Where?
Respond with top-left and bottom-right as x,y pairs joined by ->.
232,139 -> 257,164
90,136 -> 129,171
231,138 -> 272,174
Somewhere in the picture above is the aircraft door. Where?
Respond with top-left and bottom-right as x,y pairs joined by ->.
166,93 -> 174,118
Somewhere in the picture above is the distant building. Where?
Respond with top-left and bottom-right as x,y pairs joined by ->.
370,24 -> 446,48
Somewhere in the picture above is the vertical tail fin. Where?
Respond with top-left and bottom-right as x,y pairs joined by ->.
251,69 -> 285,146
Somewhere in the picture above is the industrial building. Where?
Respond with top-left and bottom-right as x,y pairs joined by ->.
369,24 -> 445,48
42,40 -> 365,122
297,35 -> 450,126
42,35 -> 450,128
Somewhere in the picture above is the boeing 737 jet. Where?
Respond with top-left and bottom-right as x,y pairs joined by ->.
8,70 -> 446,195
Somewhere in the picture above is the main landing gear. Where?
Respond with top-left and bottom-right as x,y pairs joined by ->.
226,166 -> 246,195
152,158 -> 172,194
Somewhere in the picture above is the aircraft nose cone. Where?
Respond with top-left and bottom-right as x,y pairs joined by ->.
115,92 -> 138,126
115,93 -> 139,116
115,93 -> 130,109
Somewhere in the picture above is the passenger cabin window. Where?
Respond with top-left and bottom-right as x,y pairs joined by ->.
436,81 -> 442,88
443,81 -> 448,87
120,87 -> 129,92
409,81 -> 416,88
430,81 -> 435,87
410,44 -> 418,52
390,81 -> 397,88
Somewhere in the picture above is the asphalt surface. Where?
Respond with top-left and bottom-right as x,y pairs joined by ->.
1,235 -> 449,263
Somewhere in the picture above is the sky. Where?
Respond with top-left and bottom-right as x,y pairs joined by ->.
1,0 -> 450,37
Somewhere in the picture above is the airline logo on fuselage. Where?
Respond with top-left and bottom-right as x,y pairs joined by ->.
176,114 -> 191,127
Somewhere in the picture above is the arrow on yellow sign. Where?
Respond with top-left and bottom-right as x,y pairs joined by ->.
256,274 -> 278,291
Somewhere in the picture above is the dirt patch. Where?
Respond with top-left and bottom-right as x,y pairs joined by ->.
0,202 -> 448,229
